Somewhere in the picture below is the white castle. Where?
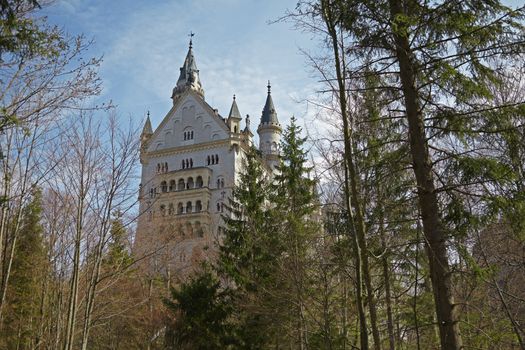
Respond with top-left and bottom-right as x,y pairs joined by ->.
134,38 -> 282,279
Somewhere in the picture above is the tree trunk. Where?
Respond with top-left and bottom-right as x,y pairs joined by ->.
379,214 -> 395,350
387,1 -> 463,348
321,2 -> 370,348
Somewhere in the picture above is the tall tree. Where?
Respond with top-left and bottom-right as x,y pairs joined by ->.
314,0 -> 523,349
217,146 -> 281,348
272,116 -> 319,349
1,188 -> 46,349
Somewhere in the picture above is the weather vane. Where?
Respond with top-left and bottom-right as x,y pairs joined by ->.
189,31 -> 195,48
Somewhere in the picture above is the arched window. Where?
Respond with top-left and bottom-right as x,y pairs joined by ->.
169,180 -> 176,191
183,127 -> 194,141
215,154 -> 219,163
196,176 -> 203,188
185,159 -> 189,169
178,179 -> 185,191
186,201 -> 192,213
168,203 -> 174,215
196,200 -> 202,212
207,155 -> 210,165
190,158 -> 193,168
177,202 -> 183,214
221,178 -> 225,188
157,164 -> 160,173
216,179 -> 220,188
182,160 -> 185,169
234,126 -> 238,133
187,177 -> 194,189
165,162 -> 168,172
160,181 -> 167,193
160,204 -> 166,216
216,202 -> 220,212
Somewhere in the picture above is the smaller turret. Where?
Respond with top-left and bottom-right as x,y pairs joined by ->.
140,112 -> 153,164
227,95 -> 242,134
141,112 -> 153,145
257,81 -> 282,169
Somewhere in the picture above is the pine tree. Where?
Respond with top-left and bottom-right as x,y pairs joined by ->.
272,116 -> 319,348
164,267 -> 236,350
311,1 -> 525,348
2,188 -> 46,349
218,146 -> 282,348
104,215 -> 133,269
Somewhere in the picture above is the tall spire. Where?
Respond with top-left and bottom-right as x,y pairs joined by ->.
260,80 -> 279,125
172,33 -> 204,101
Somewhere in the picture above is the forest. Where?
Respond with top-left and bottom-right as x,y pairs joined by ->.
0,0 -> 524,349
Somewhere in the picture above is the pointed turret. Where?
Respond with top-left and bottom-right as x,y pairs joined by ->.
140,112 -> 153,161
171,35 -> 204,102
260,81 -> 279,125
257,81 -> 282,170
142,112 -> 153,136
227,95 -> 242,133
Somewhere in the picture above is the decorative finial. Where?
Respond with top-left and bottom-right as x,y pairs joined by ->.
233,94 -> 236,101
189,31 -> 195,49
267,80 -> 271,94
147,110 -> 150,118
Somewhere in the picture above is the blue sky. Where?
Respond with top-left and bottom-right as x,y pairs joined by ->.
41,0 -> 523,135
41,0 -> 318,131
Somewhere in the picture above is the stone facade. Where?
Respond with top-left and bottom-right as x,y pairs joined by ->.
134,39 -> 281,280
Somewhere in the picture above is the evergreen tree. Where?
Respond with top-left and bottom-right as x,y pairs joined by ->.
164,268 -> 236,350
272,117 -> 319,348
2,188 -> 46,349
218,146 -> 282,348
104,214 -> 133,269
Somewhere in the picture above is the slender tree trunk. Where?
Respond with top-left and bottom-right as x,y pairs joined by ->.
387,1 -> 463,348
379,214 -> 395,350
321,2 -> 369,348
63,172 -> 86,350
322,2 -> 382,348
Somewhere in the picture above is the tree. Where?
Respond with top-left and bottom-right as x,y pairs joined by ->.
217,146 -> 282,348
0,0 -> 102,324
1,187 -> 46,349
272,116 -> 319,349
164,268 -> 236,350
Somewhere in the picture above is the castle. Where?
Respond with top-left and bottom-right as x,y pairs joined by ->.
134,38 -> 282,279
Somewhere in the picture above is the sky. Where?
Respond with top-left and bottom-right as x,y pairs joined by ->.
40,0 -> 523,136
40,0 -> 320,133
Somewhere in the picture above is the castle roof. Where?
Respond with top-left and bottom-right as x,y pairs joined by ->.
228,95 -> 242,120
260,81 -> 279,126
172,37 -> 204,99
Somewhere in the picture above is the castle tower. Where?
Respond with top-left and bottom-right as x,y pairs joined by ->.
257,81 -> 282,169
227,95 -> 242,134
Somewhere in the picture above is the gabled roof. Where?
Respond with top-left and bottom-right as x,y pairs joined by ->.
146,89 -> 230,153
